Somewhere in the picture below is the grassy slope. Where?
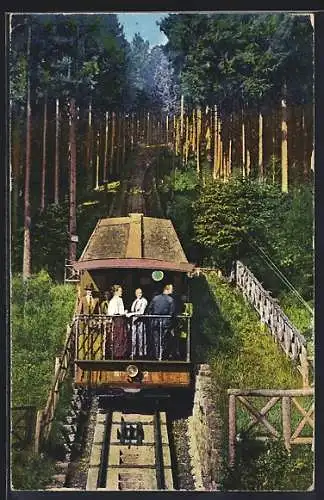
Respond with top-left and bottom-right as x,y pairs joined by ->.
11,271 -> 77,489
190,271 -> 313,491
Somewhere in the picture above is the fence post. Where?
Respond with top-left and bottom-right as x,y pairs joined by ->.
282,396 -> 291,454
300,345 -> 309,387
53,356 -> 60,406
34,409 -> 43,454
228,393 -> 236,468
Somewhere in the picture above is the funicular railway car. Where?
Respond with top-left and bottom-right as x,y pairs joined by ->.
72,213 -> 195,398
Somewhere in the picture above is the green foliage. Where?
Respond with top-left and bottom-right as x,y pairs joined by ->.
157,157 -> 201,260
10,14 -> 130,107
45,378 -> 74,458
31,203 -> 70,280
192,178 -> 283,270
11,449 -> 56,490
11,270 -> 76,407
279,294 -> 313,352
262,184 -> 314,300
190,272 -> 312,490
222,441 -> 313,491
160,13 -> 313,109
11,272 -> 76,489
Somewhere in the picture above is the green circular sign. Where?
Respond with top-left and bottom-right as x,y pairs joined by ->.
152,270 -> 164,282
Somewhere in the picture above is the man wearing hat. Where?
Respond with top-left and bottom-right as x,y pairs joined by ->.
77,283 -> 99,315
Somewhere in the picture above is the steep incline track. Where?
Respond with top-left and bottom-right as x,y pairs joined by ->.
110,146 -> 164,217
87,410 -> 173,490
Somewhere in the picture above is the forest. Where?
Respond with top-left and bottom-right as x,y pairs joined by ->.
10,13 -> 313,279
10,12 -> 314,491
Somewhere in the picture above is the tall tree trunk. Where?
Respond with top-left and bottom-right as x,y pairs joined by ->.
185,115 -> 189,165
180,94 -> 184,145
40,92 -> 48,212
301,106 -> 307,180
86,98 -> 93,188
242,108 -> 246,178
247,149 -> 251,176
110,112 -> 116,178
122,115 -> 126,168
116,112 -> 122,175
69,98 -> 77,262
103,111 -> 109,182
258,111 -> 263,180
95,129 -> 100,190
228,137 -> 232,180
196,107 -> 202,174
302,105 -> 309,180
176,117 -> 180,157
11,112 -> 21,235
130,112 -> 135,150
23,23 -> 32,279
213,105 -> 218,179
217,115 -> 222,179
54,97 -> 60,204
191,109 -> 196,153
146,112 -> 150,146
281,84 -> 288,192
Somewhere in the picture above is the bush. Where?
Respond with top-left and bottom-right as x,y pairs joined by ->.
157,160 -> 201,260
222,440 -> 313,491
11,450 -> 56,490
11,270 -> 76,407
192,177 -> 283,271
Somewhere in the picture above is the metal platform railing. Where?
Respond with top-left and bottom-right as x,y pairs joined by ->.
74,314 -> 191,363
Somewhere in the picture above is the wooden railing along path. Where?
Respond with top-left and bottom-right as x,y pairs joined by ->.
34,320 -> 76,453
235,261 -> 313,386
227,388 -> 314,467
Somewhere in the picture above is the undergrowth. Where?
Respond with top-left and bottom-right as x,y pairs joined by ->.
190,271 -> 313,491
11,270 -> 76,489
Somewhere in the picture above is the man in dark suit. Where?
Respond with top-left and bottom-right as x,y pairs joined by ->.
77,284 -> 99,315
147,284 -> 175,360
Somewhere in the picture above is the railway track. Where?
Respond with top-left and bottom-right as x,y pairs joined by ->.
110,145 -> 164,217
87,409 -> 174,490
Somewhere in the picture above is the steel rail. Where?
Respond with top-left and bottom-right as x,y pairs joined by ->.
97,411 -> 112,488
153,410 -> 166,489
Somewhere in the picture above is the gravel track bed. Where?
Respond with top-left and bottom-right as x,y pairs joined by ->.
65,396 -> 196,491
65,396 -> 99,489
171,417 -> 195,490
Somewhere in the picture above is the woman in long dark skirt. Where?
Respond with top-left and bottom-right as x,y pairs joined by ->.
106,284 -> 129,359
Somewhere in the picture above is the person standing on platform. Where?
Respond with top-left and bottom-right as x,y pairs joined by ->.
100,290 -> 110,315
77,284 -> 99,314
147,284 -> 175,360
129,288 -> 148,359
76,284 -> 99,360
107,284 -> 129,359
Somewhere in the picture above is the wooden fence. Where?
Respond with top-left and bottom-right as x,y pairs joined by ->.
235,260 -> 312,386
34,322 -> 76,453
227,388 -> 314,467
12,406 -> 37,450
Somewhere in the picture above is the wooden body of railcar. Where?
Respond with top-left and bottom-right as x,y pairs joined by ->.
72,213 -> 195,396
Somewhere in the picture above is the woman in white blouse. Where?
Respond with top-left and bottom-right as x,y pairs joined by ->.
107,284 -> 125,316
106,284 -> 129,358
